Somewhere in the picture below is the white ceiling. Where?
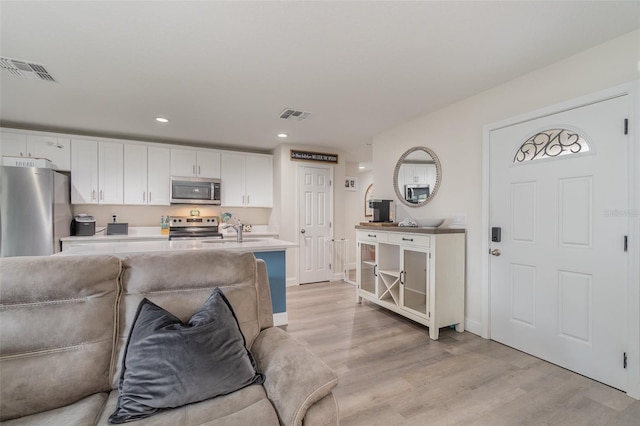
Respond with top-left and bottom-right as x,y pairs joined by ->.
1,1 -> 639,163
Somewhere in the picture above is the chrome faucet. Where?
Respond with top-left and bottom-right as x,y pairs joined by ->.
221,223 -> 243,242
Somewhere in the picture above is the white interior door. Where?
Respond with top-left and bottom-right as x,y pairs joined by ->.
489,95 -> 629,390
298,166 -> 331,284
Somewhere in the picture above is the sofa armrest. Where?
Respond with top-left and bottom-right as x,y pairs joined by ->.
251,327 -> 338,426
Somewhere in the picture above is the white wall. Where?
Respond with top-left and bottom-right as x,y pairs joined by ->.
372,30 -> 640,335
344,161 -> 372,271
272,144 -> 348,285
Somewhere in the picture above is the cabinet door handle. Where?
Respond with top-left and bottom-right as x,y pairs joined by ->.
92,190 -> 96,201
373,264 -> 378,277
100,190 -> 104,201
247,195 -> 250,205
20,152 -> 24,157
148,192 -> 151,203
198,165 -> 201,175
193,165 -> 196,175
402,237 -> 414,242
368,234 -> 376,238
400,270 -> 405,284
143,192 -> 146,202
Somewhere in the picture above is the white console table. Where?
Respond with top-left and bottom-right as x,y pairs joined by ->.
355,226 -> 466,340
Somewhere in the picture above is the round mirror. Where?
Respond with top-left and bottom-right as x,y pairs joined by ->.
393,146 -> 441,207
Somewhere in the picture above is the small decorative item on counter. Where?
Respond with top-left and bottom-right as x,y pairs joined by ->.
160,216 -> 170,235
221,212 -> 232,223
242,224 -> 252,232
189,209 -> 200,217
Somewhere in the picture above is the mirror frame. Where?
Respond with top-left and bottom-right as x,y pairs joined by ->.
393,146 -> 442,208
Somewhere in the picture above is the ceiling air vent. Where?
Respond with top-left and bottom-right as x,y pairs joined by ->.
279,108 -> 311,121
0,57 -> 56,82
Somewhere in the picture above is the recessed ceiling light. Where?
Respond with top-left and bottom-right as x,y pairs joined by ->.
156,117 -> 169,123
277,133 -> 288,138
359,166 -> 365,169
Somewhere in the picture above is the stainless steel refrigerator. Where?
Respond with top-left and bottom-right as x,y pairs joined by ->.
0,165 -> 72,257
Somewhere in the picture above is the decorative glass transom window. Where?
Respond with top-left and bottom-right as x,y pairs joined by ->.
514,129 -> 590,163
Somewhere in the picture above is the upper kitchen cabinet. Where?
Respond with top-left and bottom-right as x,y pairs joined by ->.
221,153 -> 272,207
71,139 -> 123,204
0,130 -> 71,171
124,144 -> 170,205
170,148 -> 221,178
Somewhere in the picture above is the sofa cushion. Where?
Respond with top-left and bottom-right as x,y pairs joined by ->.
109,289 -> 264,423
96,386 -> 279,426
0,255 -> 121,421
0,393 -> 108,426
112,250 -> 262,388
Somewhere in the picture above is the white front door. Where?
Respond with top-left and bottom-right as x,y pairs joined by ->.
489,95 -> 629,390
298,166 -> 331,284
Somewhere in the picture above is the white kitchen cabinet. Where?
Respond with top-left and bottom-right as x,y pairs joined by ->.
98,142 -> 124,204
400,164 -> 428,185
0,131 -> 70,171
124,144 -> 147,205
147,146 -> 171,205
71,139 -> 98,204
170,148 -> 220,178
124,144 -> 170,205
356,228 -> 465,340
221,153 -> 244,206
71,139 -> 123,204
221,152 -> 272,207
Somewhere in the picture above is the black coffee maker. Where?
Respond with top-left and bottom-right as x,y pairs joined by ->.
368,199 -> 393,222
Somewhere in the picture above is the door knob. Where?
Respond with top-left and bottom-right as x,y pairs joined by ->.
300,229 -> 306,234
491,249 -> 501,256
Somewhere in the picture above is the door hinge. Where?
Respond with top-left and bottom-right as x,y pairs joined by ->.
329,221 -> 332,228
329,180 -> 332,186
624,236 -> 628,252
624,118 -> 629,135
329,263 -> 332,270
624,352 -> 628,369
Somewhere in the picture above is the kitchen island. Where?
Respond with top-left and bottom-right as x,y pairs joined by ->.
58,238 -> 296,325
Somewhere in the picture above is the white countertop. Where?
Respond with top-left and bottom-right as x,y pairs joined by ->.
61,226 -> 279,242
61,226 -> 167,242
57,238 -> 297,257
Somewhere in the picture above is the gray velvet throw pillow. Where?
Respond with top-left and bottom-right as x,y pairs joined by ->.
109,288 -> 264,424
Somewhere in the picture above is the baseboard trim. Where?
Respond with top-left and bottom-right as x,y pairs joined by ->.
273,312 -> 288,326
286,277 -> 298,287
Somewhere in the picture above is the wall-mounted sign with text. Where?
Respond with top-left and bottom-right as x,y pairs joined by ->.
290,150 -> 338,163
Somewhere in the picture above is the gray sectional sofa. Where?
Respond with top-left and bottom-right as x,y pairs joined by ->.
0,250 -> 338,425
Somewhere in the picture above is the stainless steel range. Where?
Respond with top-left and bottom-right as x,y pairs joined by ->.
168,216 -> 223,240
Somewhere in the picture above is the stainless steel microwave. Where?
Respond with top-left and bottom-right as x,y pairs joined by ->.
170,176 -> 221,205
404,184 -> 430,204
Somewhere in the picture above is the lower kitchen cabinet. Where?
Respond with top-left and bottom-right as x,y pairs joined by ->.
356,228 -> 465,340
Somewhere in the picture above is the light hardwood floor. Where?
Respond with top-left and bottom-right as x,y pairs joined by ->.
284,281 -> 640,426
